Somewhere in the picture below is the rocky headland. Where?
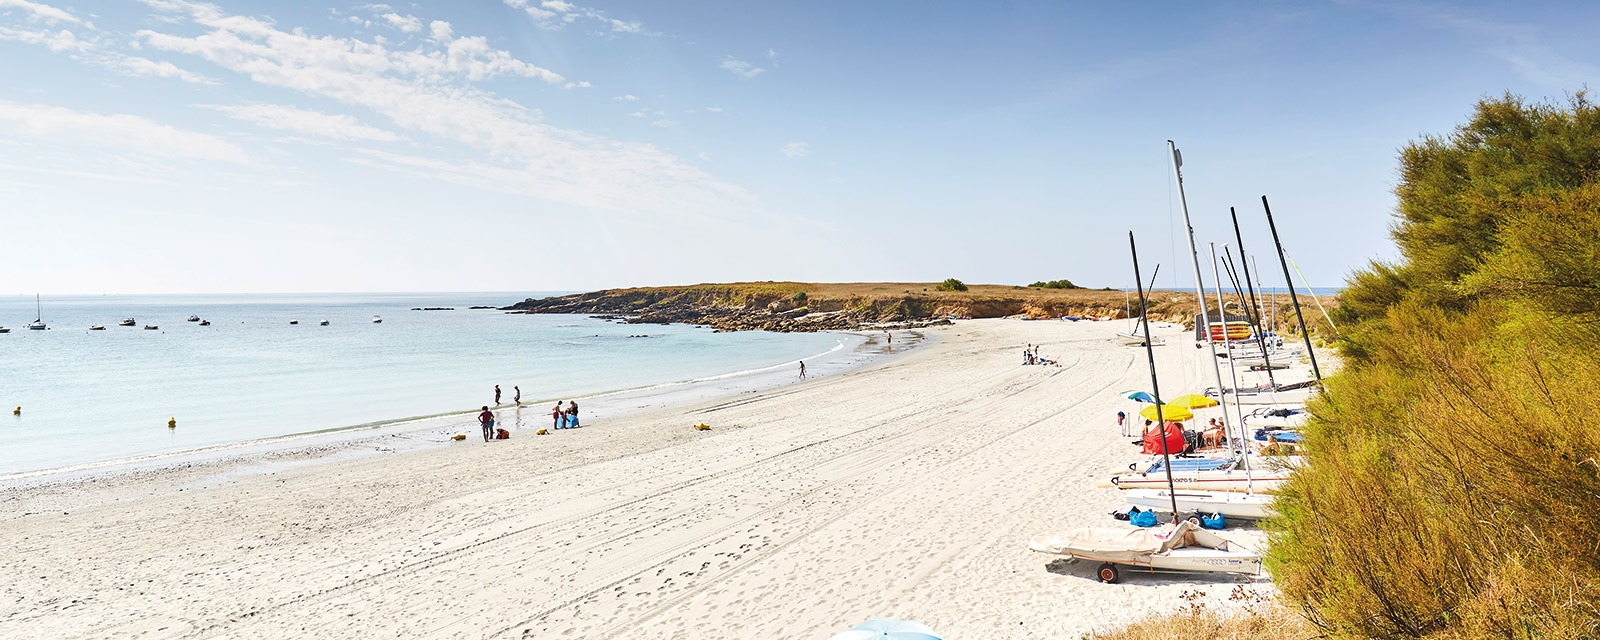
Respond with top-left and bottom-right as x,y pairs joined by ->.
502,282 -> 1321,333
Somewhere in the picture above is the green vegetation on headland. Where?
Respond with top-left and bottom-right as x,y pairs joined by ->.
504,281 -> 1335,332
1139,92 -> 1600,640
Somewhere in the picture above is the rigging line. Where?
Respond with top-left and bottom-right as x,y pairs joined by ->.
1285,251 -> 1339,336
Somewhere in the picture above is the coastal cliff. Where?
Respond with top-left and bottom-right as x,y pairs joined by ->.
503,282 -> 1320,333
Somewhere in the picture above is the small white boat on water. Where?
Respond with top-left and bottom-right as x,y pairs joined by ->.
119,318 -> 136,326
144,325 -> 159,330
372,315 -> 382,323
289,319 -> 299,325
1108,455 -> 1301,493
27,294 -> 46,330
187,314 -> 200,322
1124,489 -> 1278,520
319,319 -> 329,326
89,324 -> 106,331
1028,517 -> 1262,583
0,326 -> 9,333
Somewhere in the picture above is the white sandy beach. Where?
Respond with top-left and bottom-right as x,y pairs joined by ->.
2,318 -> 1292,639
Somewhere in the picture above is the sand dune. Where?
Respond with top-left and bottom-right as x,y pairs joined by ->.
2,318 -> 1286,639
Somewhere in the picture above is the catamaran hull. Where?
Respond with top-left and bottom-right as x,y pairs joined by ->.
1123,489 -> 1278,519
1110,472 -> 1287,493
1208,388 -> 1315,405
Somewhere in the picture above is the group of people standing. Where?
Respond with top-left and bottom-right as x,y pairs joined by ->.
1022,344 -> 1058,366
476,385 -> 580,442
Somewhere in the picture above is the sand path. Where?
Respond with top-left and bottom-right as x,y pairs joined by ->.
2,318 -> 1280,639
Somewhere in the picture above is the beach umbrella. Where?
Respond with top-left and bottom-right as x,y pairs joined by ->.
1166,393 -> 1218,410
827,620 -> 943,640
1140,404 -> 1194,422
1120,390 -> 1156,403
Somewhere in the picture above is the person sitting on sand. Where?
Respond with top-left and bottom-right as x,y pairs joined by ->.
478,406 -> 495,442
565,400 -> 579,428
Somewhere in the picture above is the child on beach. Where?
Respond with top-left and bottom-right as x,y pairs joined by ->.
513,386 -> 521,406
478,406 -> 495,442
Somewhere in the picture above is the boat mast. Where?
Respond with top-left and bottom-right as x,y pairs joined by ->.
1228,208 -> 1276,386
1213,247 -> 1256,492
1167,141 -> 1234,426
1262,196 -> 1323,382
1130,231 -> 1181,522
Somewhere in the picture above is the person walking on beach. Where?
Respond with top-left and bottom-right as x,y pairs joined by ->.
566,400 -> 579,428
513,385 -> 521,406
798,360 -> 806,379
494,385 -> 502,406
478,406 -> 495,442
552,401 -> 564,429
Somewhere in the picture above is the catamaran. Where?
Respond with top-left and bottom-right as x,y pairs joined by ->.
1028,515 -> 1262,583
1205,380 -> 1318,405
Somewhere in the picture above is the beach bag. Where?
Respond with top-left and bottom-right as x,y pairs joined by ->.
1110,505 -> 1135,521
496,428 -> 510,440
1130,508 -> 1159,528
1200,512 -> 1226,530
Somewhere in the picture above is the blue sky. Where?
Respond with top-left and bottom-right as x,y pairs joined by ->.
1,0 -> 1595,294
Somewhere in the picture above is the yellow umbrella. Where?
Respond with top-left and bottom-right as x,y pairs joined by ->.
1140,404 -> 1193,422
1166,393 -> 1218,410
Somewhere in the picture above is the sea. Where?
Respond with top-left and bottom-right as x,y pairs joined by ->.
0,293 -> 847,475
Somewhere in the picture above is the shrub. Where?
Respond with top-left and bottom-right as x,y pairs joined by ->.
936,278 -> 967,292
791,291 -> 807,305
1027,279 -> 1082,289
1269,91 -> 1600,639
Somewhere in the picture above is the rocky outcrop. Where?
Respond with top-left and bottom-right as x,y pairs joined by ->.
500,283 -> 1332,334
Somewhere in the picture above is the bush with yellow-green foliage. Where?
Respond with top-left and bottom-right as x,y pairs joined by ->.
1269,92 -> 1600,638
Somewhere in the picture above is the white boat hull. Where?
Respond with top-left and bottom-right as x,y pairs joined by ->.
1124,489 -> 1278,519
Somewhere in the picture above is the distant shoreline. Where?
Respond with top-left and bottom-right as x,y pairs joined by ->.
503,281 -> 1340,333
0,328 -> 916,490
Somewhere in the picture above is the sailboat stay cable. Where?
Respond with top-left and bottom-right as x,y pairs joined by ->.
1211,244 -> 1254,491
1222,248 -> 1276,387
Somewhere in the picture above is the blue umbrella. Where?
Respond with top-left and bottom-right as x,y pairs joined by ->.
827,619 -> 944,640
1120,390 -> 1156,403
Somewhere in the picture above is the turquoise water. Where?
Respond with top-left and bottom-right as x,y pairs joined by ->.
0,293 -> 844,474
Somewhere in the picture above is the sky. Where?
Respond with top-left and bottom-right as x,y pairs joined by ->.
1,0 -> 1596,294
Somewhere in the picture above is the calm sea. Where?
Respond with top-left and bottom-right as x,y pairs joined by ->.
0,293 -> 844,474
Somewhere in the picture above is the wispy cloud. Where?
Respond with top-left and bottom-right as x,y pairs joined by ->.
206,103 -> 404,142
564,80 -> 591,89
0,99 -> 247,162
0,0 -> 82,25
650,119 -> 677,128
503,0 -> 646,35
380,12 -> 421,33
133,0 -> 747,215
704,106 -> 723,113
720,56 -> 763,79
614,94 -> 637,101
1346,0 -> 1599,87
0,19 -> 214,84
781,141 -> 808,159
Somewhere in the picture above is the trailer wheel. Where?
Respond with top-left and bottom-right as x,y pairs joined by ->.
1097,563 -> 1120,584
